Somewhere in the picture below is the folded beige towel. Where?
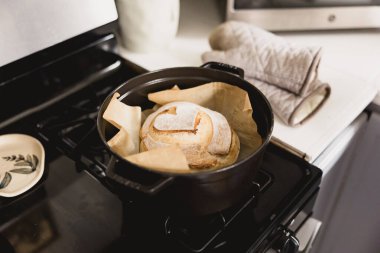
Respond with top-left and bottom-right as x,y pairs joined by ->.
202,21 -> 331,126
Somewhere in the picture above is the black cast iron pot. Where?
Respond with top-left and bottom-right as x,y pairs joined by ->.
97,62 -> 274,216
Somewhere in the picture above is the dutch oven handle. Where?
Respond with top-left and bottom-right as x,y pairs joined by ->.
105,155 -> 174,195
201,62 -> 245,79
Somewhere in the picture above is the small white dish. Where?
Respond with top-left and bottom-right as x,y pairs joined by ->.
0,134 -> 45,197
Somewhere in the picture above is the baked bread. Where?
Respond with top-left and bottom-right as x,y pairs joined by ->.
140,101 -> 240,170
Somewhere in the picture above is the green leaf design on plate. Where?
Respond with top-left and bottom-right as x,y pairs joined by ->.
9,168 -> 35,174
0,153 -> 39,189
26,155 -> 32,163
32,155 -> 39,170
14,161 -> 31,167
0,172 -> 12,189
3,154 -> 26,162
3,154 -> 39,171
15,154 -> 25,162
2,156 -> 11,161
3,153 -> 39,173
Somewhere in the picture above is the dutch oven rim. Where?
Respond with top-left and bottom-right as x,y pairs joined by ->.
97,65 -> 274,178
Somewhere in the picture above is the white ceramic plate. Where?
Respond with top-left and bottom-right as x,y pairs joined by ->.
0,134 -> 45,197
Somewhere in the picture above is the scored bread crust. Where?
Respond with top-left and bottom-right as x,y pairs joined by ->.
140,102 -> 240,170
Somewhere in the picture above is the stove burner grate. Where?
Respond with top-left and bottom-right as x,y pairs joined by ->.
163,171 -> 272,252
37,82 -> 113,183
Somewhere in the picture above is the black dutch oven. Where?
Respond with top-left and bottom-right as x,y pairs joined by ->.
97,62 -> 274,216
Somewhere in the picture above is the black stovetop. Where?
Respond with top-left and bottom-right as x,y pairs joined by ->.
0,34 -> 322,253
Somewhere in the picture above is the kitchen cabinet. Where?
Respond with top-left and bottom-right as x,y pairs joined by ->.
311,110 -> 380,253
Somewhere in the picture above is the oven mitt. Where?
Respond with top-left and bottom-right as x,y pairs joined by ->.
247,77 -> 329,126
201,21 -> 331,126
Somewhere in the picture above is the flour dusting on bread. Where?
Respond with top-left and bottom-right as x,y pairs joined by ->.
140,101 -> 238,170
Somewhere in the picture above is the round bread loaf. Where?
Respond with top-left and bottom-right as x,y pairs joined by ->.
140,101 -> 240,170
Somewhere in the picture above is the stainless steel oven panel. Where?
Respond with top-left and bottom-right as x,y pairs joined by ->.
263,217 -> 321,253
227,0 -> 380,31
295,217 -> 322,253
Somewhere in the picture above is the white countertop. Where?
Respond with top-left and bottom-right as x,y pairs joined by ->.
116,0 -> 379,162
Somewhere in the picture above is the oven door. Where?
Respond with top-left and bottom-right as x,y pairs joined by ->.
226,0 -> 380,31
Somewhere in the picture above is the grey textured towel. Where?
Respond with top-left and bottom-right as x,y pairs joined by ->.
202,21 -> 331,126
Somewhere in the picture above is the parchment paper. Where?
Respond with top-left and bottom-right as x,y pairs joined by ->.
102,82 -> 262,173
103,93 -> 141,155
126,146 -> 190,173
